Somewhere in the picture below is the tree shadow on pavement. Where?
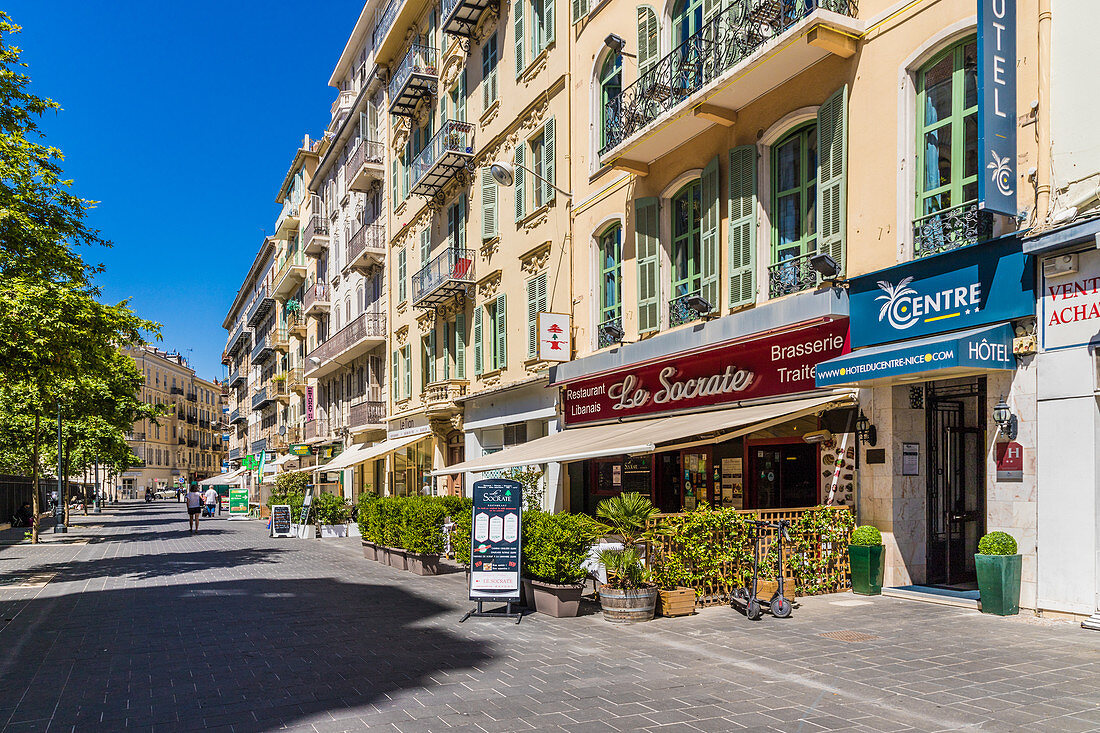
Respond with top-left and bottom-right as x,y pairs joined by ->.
10,546 -> 285,583
0,577 -> 495,731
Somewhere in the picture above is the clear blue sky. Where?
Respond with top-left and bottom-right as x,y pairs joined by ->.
8,1 -> 363,382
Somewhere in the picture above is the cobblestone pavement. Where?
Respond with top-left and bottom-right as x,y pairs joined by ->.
0,503 -> 1097,733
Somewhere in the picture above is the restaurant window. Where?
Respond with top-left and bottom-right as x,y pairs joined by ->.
771,124 -> 818,276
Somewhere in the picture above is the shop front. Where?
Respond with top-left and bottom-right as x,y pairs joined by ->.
440,291 -> 857,516
816,236 -> 1036,603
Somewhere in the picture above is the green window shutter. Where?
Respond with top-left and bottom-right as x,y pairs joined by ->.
427,329 -> 436,383
440,89 -> 448,125
495,293 -> 508,369
447,203 -> 456,248
420,228 -> 430,265
473,305 -> 484,375
514,0 -> 524,76
572,0 -> 588,23
443,322 -> 451,380
457,193 -> 467,248
728,145 -> 757,308
481,167 -> 498,240
458,69 -> 467,122
700,155 -> 720,313
514,144 -> 526,221
541,117 -> 555,205
817,84 -> 848,275
635,196 -> 660,333
637,6 -> 659,79
398,248 -> 407,302
526,277 -> 537,358
543,0 -> 554,46
391,350 -> 398,400
455,312 -> 466,379
403,347 -> 411,398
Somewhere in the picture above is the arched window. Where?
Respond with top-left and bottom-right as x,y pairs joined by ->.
345,297 -> 352,322
771,123 -> 818,268
671,181 -> 702,299
357,286 -> 364,313
599,53 -> 622,152
672,0 -> 703,47
597,224 -> 622,328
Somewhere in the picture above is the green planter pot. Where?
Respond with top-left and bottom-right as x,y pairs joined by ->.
975,554 -> 1022,616
848,544 -> 885,595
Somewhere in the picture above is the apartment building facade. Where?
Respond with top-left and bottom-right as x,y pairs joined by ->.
122,346 -> 227,496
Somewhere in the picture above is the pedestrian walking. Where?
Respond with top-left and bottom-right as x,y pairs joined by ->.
185,483 -> 203,533
203,485 -> 218,519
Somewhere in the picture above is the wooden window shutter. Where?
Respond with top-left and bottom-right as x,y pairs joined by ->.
481,167 -> 498,240
636,6 -> 659,79
541,117 -> 556,205
514,0 -> 524,76
728,145 -> 757,308
635,196 -> 660,333
700,155 -> 720,313
572,0 -> 588,23
495,293 -> 508,369
473,305 -> 484,375
543,0 -> 555,46
514,143 -> 526,220
817,84 -> 848,276
455,312 -> 466,379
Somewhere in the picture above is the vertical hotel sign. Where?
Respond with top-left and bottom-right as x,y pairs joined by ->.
305,385 -> 315,421
978,0 -> 1017,217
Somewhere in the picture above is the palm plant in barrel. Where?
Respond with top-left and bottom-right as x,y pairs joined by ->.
975,531 -> 1021,616
848,524 -> 885,595
595,492 -> 661,623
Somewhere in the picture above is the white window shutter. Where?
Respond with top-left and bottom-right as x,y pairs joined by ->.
637,6 -> 659,79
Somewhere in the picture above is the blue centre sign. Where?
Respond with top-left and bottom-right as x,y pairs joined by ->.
978,0 -> 1017,217
847,236 -> 1034,349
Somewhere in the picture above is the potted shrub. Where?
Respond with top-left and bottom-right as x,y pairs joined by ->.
975,531 -> 1021,616
314,492 -> 351,537
357,493 -> 380,560
652,553 -> 696,618
402,497 -> 447,575
379,497 -> 406,569
523,511 -> 598,618
848,524 -> 885,595
594,492 -> 660,623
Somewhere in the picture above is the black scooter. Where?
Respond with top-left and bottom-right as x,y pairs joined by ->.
731,518 -> 793,620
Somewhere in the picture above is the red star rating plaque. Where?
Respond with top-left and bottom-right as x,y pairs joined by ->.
537,312 -> 571,362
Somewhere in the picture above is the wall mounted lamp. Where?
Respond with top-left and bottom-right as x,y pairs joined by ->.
855,409 -> 877,446
992,396 -> 1018,440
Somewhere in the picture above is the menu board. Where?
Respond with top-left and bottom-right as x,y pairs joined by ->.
271,505 -> 293,537
469,479 -> 523,602
721,458 -> 743,509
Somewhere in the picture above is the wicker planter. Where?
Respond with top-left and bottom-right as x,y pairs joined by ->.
530,580 -> 585,618
387,547 -> 407,571
656,587 -> 696,617
361,539 -> 377,561
598,584 -> 657,623
406,553 -> 442,576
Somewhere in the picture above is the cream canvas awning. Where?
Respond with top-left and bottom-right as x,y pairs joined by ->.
316,434 -> 426,473
434,392 -> 855,475
198,467 -> 246,486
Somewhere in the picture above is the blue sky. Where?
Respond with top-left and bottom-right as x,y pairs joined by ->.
8,1 -> 363,381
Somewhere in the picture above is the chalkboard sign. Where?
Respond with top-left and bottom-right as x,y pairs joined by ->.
271,505 -> 292,537
469,479 -> 522,602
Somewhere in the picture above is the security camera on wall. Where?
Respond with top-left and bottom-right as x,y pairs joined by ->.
802,429 -> 833,445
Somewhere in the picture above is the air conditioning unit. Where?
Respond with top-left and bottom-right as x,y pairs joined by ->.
1043,253 -> 1079,279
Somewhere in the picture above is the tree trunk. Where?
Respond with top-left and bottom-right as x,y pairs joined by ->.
31,411 -> 40,544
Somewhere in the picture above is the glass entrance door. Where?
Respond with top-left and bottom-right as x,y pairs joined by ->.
750,442 -> 818,509
680,448 -> 712,510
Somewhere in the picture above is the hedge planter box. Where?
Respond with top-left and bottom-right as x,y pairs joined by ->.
848,544 -> 885,595
361,539 -> 378,561
387,548 -> 408,571
975,554 -> 1022,616
406,553 -> 442,576
521,578 -> 534,609
657,587 -> 696,617
598,585 -> 657,623
530,580 -> 585,618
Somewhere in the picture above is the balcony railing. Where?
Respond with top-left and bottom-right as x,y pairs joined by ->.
303,214 -> 329,255
597,315 -> 623,349
913,202 -> 994,258
303,282 -> 330,317
442,0 -> 494,37
187,414 -> 198,425
668,289 -> 713,328
768,251 -> 819,299
246,291 -> 274,327
252,387 -> 274,411
228,447 -> 241,460
186,391 -> 197,402
272,326 -> 289,352
229,408 -> 243,425
287,311 -> 307,336
346,139 -> 386,192
389,44 -> 438,117
273,250 -> 307,299
307,312 -> 387,368
347,400 -> 386,429
226,322 -> 250,355
346,222 -> 386,272
288,366 -> 306,392
127,432 -> 146,442
178,437 -> 186,445
273,379 -> 290,401
228,368 -> 245,388
412,247 -> 476,308
373,0 -> 403,50
330,89 -> 355,118
411,120 -> 475,198
601,0 -> 858,155
170,387 -> 184,396
275,196 -> 300,237
187,438 -> 198,448
251,330 -> 275,364
251,438 -> 268,454
423,379 -> 468,415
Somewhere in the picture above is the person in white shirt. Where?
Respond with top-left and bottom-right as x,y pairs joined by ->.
184,483 -> 204,533
203,487 -> 219,517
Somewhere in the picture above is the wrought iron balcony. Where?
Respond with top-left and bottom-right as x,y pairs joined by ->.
229,408 -> 244,425
250,330 -> 275,364
187,438 -> 198,448
768,251 -> 819,299
411,120 -> 474,198
346,139 -> 386,192
272,326 -> 289,352
389,44 -> 438,117
178,437 -> 186,445
305,312 -> 387,378
442,0 -> 494,37
228,447 -> 241,460
251,438 -> 268,454
275,197 -> 300,239
252,387 -> 274,411
412,247 -> 475,308
346,222 -> 386,273
347,400 -> 386,430
668,289 -> 711,328
246,291 -> 274,327
597,315 -> 624,349
127,432 -> 146,442
303,213 -> 329,256
187,413 -> 198,425
228,368 -> 245,388
373,0 -> 403,55
601,0 -> 859,162
226,322 -> 250,356
170,386 -> 184,396
303,282 -> 330,318
287,311 -> 307,337
186,391 -> 197,402
913,202 -> 994,258
288,366 -> 307,393
273,250 -> 307,299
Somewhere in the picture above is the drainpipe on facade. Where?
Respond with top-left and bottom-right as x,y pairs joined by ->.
1034,0 -> 1052,227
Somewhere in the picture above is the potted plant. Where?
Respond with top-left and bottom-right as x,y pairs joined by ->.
401,497 -> 447,575
975,531 -> 1021,616
379,497 -> 407,570
848,524 -> 885,595
314,492 -> 351,537
594,492 -> 661,623
652,552 -> 696,617
523,511 -> 598,618
357,493 -> 380,560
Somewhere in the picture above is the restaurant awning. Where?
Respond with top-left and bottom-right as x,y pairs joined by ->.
315,434 -> 425,473
198,467 -> 245,486
433,392 -> 856,475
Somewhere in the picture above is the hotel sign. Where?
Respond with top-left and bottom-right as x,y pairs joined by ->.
978,0 -> 1017,217
560,320 -> 848,426
848,236 -> 1033,348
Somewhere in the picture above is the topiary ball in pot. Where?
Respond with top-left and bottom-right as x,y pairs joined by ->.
975,531 -> 1021,616
978,530 -> 1017,556
848,524 -> 884,595
850,525 -> 882,547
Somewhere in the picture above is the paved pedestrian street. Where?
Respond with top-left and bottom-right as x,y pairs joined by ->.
0,505 -> 1096,733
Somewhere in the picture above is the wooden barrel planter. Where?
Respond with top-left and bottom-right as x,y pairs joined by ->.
598,585 -> 657,623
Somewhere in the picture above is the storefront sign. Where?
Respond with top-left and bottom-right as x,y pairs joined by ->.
289,443 -> 312,456
305,386 -> 315,421
538,313 -> 571,362
468,479 -> 522,602
229,487 -> 249,517
1041,249 -> 1100,350
560,320 -> 848,426
271,504 -> 293,536
816,323 -> 1016,387
995,441 -> 1023,481
848,236 -> 1033,348
388,414 -> 430,440
978,0 -> 1017,217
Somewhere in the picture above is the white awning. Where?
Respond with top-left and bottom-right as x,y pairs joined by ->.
315,434 -> 426,473
198,467 -> 246,486
433,392 -> 856,475
269,453 -> 300,468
